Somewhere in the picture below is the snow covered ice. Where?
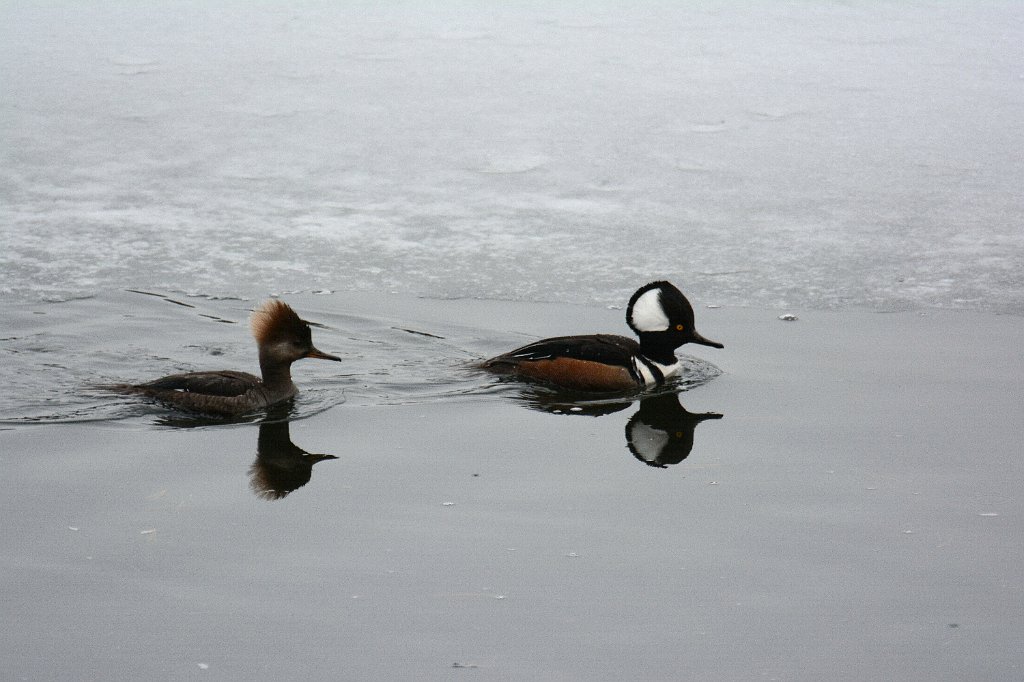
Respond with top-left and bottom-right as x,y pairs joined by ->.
1,2 -> 1022,311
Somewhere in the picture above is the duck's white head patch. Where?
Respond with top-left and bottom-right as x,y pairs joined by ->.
628,288 -> 670,333
626,422 -> 669,465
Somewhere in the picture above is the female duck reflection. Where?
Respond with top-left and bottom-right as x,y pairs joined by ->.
248,415 -> 338,500
153,407 -> 338,500
510,389 -> 723,469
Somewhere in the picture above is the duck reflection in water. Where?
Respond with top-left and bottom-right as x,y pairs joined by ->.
624,392 -> 722,468
151,405 -> 337,499
507,387 -> 722,468
248,416 -> 338,500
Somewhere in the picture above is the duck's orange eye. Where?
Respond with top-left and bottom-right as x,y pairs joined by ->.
675,324 -> 685,331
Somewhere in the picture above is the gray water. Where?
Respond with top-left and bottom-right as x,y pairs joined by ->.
3,2 -> 1023,312
3,6 -> 1024,680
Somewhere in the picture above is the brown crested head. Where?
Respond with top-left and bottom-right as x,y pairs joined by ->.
250,299 -> 309,346
249,299 -> 341,363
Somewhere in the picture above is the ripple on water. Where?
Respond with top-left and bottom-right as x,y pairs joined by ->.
0,292 -> 350,426
0,290 -> 724,426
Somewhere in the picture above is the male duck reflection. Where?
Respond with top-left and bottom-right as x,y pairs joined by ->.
625,393 -> 723,468
482,281 -> 722,392
505,388 -> 723,469
116,300 -> 340,416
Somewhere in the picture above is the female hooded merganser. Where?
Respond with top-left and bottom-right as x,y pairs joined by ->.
481,281 -> 722,393
117,299 -> 340,416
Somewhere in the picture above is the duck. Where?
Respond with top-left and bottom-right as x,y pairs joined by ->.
481,281 -> 722,392
116,299 -> 340,416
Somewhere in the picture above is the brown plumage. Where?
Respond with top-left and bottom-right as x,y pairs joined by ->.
113,299 -> 340,416
485,340 -> 640,392
250,299 -> 304,346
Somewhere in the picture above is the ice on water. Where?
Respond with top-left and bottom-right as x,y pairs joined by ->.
2,2 -> 1022,312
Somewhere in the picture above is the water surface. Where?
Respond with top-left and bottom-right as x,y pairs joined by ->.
2,3 -> 1023,680
3,305 -> 1022,680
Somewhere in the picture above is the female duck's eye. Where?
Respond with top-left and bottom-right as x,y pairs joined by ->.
675,324 -> 685,331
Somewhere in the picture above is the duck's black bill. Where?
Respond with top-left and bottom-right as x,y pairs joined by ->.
690,332 -> 724,349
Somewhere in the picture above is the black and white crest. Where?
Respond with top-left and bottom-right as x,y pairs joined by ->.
626,281 -> 693,334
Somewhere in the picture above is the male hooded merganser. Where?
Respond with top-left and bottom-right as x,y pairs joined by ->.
117,300 -> 340,416
481,281 -> 722,392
